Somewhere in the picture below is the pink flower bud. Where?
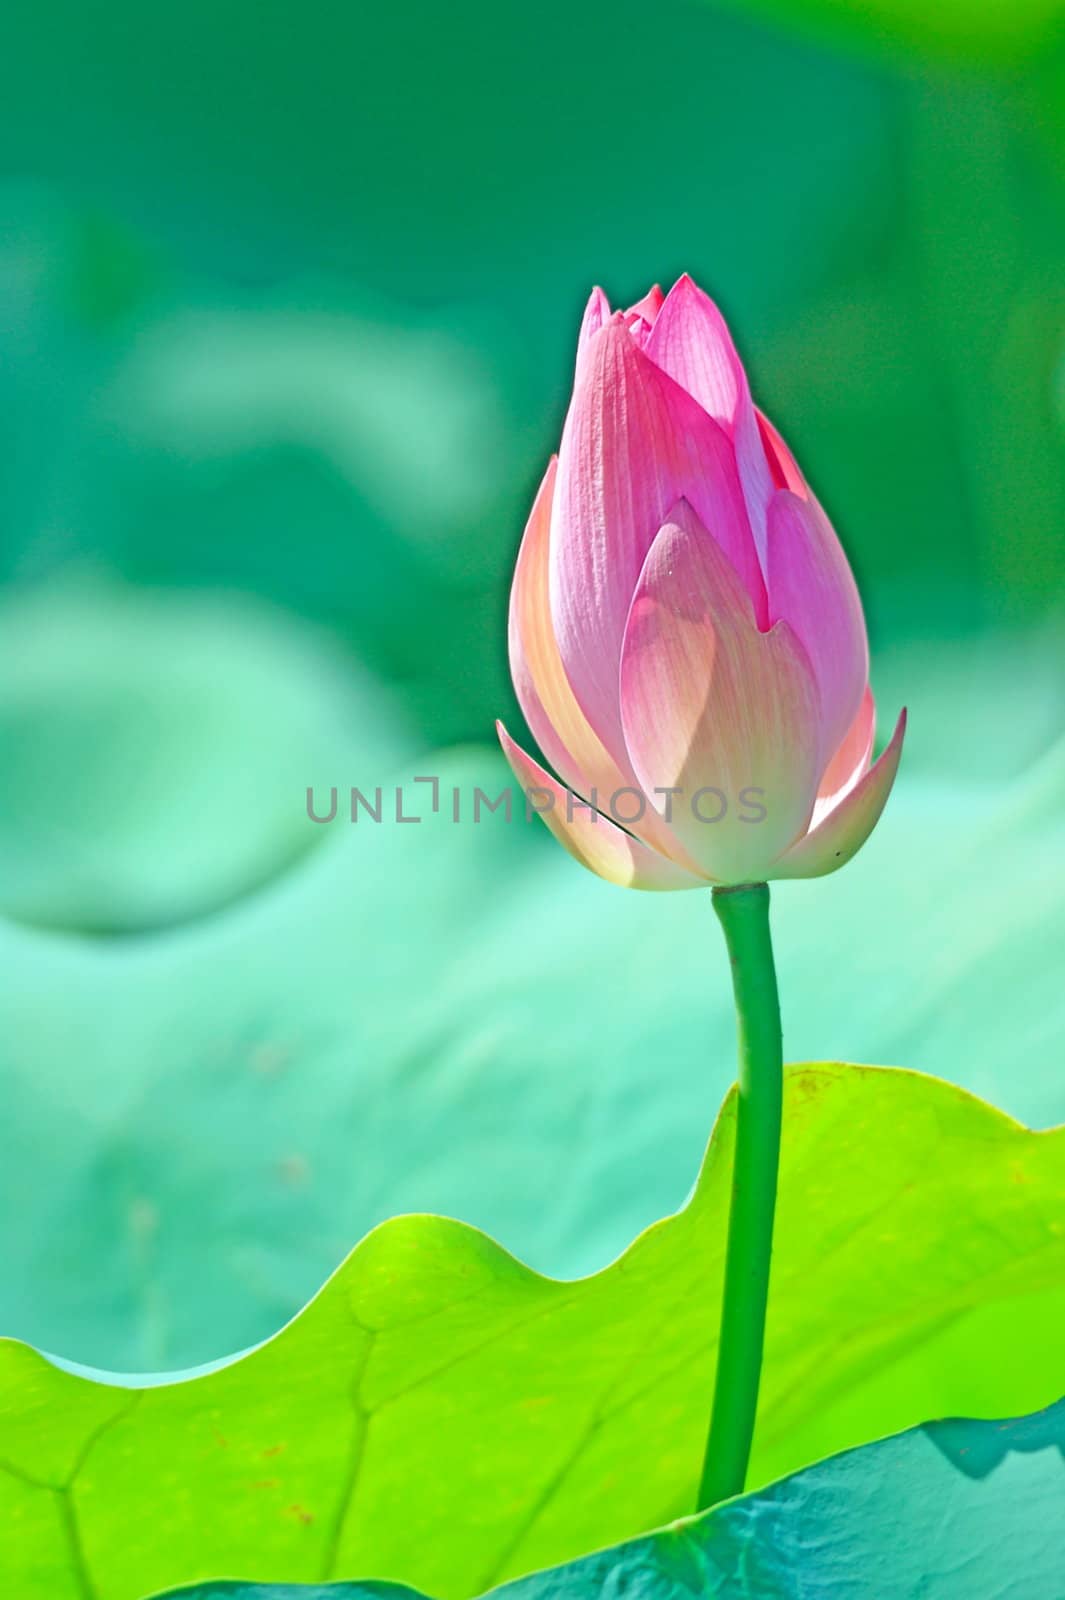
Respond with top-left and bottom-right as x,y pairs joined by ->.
498,275 -> 905,889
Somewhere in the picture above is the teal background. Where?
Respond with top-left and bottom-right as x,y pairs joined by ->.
3,0 -> 1064,758
1,0 -> 1064,1370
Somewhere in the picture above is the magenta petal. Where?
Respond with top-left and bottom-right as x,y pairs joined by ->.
626,284 -> 664,325
644,275 -> 775,562
575,287 -> 611,380
619,501 -> 822,885
764,489 -> 868,773
772,710 -> 906,878
497,723 -> 706,891
757,409 -> 806,495
551,319 -> 763,768
644,275 -> 741,422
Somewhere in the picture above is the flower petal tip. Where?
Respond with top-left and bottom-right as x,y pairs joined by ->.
772,707 -> 906,880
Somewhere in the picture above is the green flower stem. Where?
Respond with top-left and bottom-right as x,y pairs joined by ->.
698,881 -> 783,1511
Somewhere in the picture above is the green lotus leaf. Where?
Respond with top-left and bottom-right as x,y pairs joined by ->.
154,1396 -> 1065,1599
2,1063 -> 1063,1599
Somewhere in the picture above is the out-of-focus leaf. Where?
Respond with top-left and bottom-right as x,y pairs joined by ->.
102,303 -> 513,565
871,627 -> 1065,781
153,1399 -> 1065,1600
0,579 -> 415,933
3,692 -> 1065,1371
715,0 -> 1064,66
84,296 -> 527,743
2,1064 -> 1063,1599
0,192 -> 528,746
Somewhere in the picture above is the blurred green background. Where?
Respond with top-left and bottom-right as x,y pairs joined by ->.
1,0 -> 1064,1369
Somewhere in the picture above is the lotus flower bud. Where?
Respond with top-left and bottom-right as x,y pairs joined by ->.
498,275 -> 905,889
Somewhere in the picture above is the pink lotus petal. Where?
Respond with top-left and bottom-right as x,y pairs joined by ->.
508,454 -> 705,873
497,723 -> 705,891
619,500 -> 822,885
551,319 -> 763,768
624,284 -> 665,344
508,456 -> 621,797
626,284 -> 664,325
644,274 -> 775,563
764,489 -> 868,773
575,287 -> 611,381
812,685 -> 875,827
772,710 -> 907,879
644,274 -> 741,424
756,409 -> 807,496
